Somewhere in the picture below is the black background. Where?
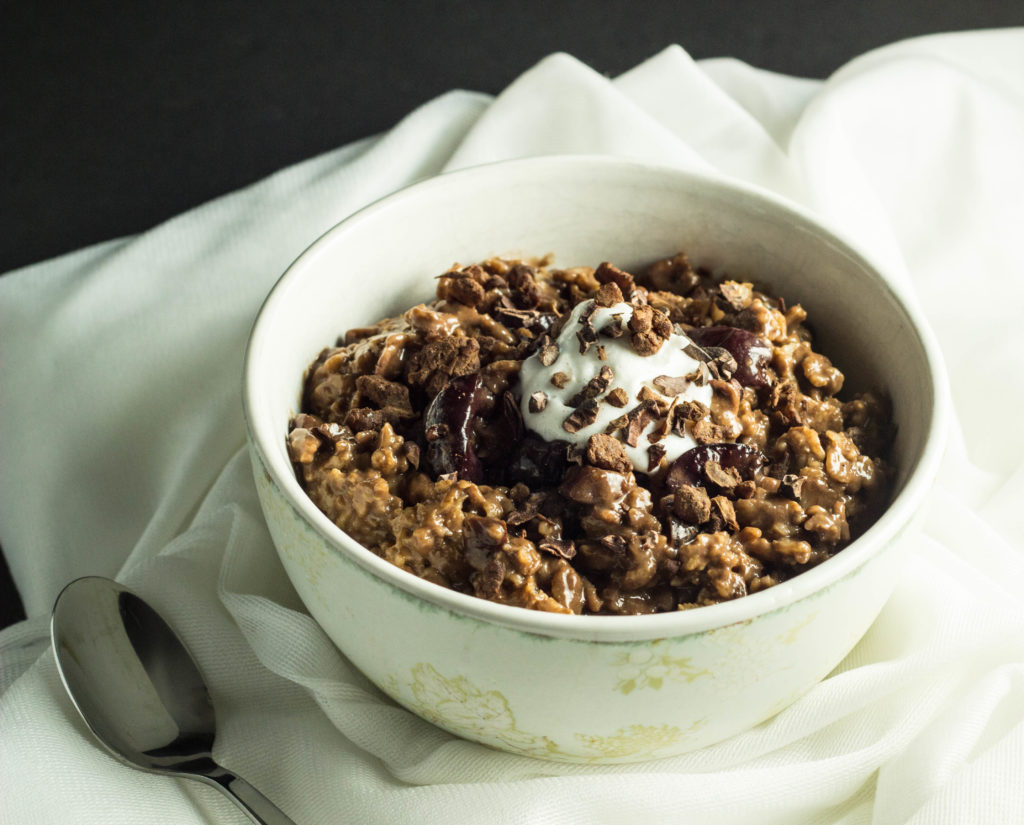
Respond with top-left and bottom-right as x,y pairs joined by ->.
2,1 -> 1021,627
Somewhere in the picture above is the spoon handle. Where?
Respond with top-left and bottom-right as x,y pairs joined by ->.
204,766 -> 297,825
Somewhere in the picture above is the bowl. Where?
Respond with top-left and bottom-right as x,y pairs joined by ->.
242,156 -> 947,763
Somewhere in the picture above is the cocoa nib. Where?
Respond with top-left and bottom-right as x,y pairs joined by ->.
537,340 -> 560,366
779,473 -> 805,500
646,443 -> 667,472
528,391 -> 549,413
563,399 -> 600,434
585,433 -> 632,474
568,365 -> 614,407
606,387 -> 629,408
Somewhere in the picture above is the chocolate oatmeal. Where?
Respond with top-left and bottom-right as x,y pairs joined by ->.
287,253 -> 893,615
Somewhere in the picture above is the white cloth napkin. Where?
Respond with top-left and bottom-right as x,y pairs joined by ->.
3,29 -> 1024,825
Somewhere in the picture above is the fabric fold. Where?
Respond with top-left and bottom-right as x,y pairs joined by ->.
2,29 -> 1023,825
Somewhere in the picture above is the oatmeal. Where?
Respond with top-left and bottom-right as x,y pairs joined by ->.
287,254 -> 892,615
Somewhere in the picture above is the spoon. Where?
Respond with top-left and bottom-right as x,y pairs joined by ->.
51,576 -> 296,825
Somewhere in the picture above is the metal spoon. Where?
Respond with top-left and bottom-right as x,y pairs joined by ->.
51,575 -> 296,825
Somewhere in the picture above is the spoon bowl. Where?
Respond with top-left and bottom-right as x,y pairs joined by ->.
51,576 -> 295,825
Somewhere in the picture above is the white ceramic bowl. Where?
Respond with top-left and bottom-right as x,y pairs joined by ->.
243,156 -> 947,763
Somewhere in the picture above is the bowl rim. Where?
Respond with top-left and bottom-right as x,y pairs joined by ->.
242,154 -> 949,643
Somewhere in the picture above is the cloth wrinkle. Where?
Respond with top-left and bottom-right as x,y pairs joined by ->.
2,29 -> 1023,825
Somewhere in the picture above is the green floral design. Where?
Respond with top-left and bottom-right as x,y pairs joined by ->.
391,663 -> 697,762
612,647 -> 710,694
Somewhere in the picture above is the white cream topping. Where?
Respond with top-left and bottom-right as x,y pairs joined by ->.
518,300 -> 713,473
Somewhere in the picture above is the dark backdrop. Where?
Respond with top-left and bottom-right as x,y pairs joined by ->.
2,1 -> 1021,626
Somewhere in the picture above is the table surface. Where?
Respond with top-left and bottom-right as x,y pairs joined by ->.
3,1 -> 1021,628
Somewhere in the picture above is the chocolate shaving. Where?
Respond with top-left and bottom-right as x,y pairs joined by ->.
538,539 -> 577,560
528,391 -> 549,413
623,401 -> 659,448
653,375 -> 692,396
568,365 -> 614,407
562,399 -> 600,433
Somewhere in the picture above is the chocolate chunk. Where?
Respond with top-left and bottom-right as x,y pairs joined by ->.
691,419 -> 726,445
704,460 -> 741,489
672,484 -> 712,524
446,274 -> 486,307
779,473 -> 805,500
606,387 -> 629,408
355,374 -> 413,414
594,281 -> 624,308
717,281 -> 753,312
407,336 -> 481,395
507,263 -> 541,308
563,399 -> 600,433
646,443 -> 667,472
653,375 -> 691,396
551,371 -> 570,389
529,391 -> 549,413
629,304 -> 654,334
538,539 -> 577,560
585,433 -> 632,474
594,261 -> 636,296
568,365 -> 614,407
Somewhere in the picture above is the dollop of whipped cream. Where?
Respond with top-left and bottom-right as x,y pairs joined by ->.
518,299 -> 713,473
